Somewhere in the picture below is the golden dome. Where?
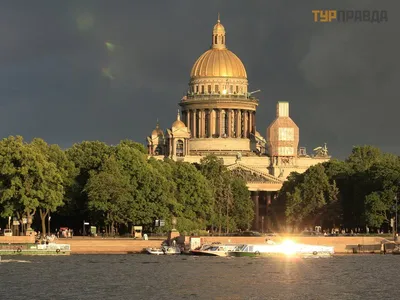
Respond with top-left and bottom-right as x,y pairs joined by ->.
190,16 -> 247,79
190,49 -> 247,79
151,121 -> 163,137
172,110 -> 186,129
213,22 -> 225,35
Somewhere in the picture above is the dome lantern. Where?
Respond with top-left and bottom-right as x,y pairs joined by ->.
212,13 -> 226,50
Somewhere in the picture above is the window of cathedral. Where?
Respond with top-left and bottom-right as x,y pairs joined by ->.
155,146 -> 162,155
195,85 -> 199,93
201,85 -> 204,94
176,140 -> 184,157
215,85 -> 219,93
208,85 -> 211,94
214,36 -> 217,44
236,85 -> 239,93
229,85 -> 233,94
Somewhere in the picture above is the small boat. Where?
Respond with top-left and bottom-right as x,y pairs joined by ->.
146,245 -> 182,255
227,240 -> 334,258
0,243 -> 70,256
145,247 -> 165,255
191,244 -> 237,257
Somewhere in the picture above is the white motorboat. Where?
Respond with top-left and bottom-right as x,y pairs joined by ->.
146,245 -> 181,255
191,244 -> 238,257
227,240 -> 334,258
145,247 -> 165,255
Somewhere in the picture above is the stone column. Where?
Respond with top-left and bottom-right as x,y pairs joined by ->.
192,110 -> 197,138
186,110 -> 191,132
236,109 -> 241,138
252,191 -> 260,231
243,111 -> 248,138
266,192 -> 272,230
227,109 -> 232,137
210,109 -> 216,137
220,110 -> 225,137
248,111 -> 253,135
199,109 -> 206,138
216,109 -> 220,137
172,139 -> 176,156
253,111 -> 256,133
198,110 -> 202,138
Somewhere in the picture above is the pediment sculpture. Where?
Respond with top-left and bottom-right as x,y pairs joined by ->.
231,168 -> 270,183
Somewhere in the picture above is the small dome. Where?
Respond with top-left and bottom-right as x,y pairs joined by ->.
172,120 -> 186,129
151,122 -> 163,137
172,110 -> 186,129
213,22 -> 225,35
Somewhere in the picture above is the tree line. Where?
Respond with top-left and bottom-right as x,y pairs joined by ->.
0,136 -> 253,236
276,145 -> 400,233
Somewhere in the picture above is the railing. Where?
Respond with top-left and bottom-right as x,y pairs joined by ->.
183,93 -> 258,101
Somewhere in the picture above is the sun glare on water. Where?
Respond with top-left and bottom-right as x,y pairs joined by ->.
281,239 -> 297,256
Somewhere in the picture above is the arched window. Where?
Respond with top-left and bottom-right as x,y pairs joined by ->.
215,36 -> 217,44
155,146 -> 162,155
176,140 -> 184,157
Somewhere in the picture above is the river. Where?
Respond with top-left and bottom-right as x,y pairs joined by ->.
0,254 -> 397,299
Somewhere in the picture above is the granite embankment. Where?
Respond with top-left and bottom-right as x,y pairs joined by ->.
1,235 -> 394,254
59,235 -> 394,254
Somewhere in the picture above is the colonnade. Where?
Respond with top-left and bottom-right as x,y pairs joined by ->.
251,191 -> 275,232
182,109 -> 255,139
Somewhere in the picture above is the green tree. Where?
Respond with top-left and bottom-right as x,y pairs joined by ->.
65,141 -> 112,227
30,138 -> 76,234
0,136 -> 64,234
285,164 -> 339,230
114,144 -> 171,229
230,177 -> 252,230
85,155 -> 133,234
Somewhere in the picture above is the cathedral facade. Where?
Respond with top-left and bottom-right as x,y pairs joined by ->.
147,17 -> 330,231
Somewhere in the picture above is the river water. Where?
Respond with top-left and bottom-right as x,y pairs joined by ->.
0,254 -> 397,299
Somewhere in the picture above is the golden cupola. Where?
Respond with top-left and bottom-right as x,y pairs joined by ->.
178,16 -> 259,154
151,121 -> 164,137
171,110 -> 186,129
188,15 -> 248,95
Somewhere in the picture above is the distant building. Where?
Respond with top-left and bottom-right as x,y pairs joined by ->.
147,17 -> 330,231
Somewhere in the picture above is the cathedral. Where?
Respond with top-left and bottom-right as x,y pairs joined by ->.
147,17 -> 330,231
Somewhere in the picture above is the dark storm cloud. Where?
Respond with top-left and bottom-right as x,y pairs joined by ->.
0,0 -> 399,158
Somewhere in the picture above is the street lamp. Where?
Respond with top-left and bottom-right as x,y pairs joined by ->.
48,215 -> 51,236
8,216 -> 11,229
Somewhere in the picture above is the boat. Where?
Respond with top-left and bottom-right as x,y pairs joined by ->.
146,247 -> 165,255
227,240 -> 334,258
0,242 -> 71,255
190,244 -> 238,257
145,245 -> 181,255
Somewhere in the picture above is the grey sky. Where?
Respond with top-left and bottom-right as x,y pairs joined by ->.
0,0 -> 399,159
